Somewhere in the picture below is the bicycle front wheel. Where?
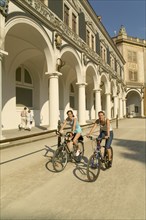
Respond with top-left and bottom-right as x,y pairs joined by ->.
87,153 -> 101,182
52,146 -> 68,172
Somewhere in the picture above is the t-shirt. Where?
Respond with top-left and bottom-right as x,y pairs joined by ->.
95,118 -> 112,131
66,117 -> 82,133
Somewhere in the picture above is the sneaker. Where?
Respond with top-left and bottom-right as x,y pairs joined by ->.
76,149 -> 80,157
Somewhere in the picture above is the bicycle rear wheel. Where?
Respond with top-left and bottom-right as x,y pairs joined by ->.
52,146 -> 68,172
73,141 -> 84,162
87,153 -> 101,182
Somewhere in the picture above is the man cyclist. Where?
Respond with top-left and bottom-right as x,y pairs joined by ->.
87,110 -> 113,167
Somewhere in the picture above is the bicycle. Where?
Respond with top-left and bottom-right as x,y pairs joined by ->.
86,136 -> 113,182
52,131 -> 84,172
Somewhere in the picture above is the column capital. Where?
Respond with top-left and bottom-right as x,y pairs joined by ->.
45,71 -> 62,78
105,92 -> 111,95
0,49 -> 8,57
76,82 -> 87,86
94,88 -> 102,92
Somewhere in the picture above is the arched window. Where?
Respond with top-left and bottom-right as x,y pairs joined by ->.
16,66 -> 33,107
69,83 -> 75,108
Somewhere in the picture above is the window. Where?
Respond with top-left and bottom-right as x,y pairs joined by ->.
135,106 -> 139,113
86,29 -> 90,46
64,4 -> 78,33
103,48 -> 106,62
24,69 -> 32,84
16,67 -> 21,82
91,34 -> 94,50
69,84 -> 75,108
128,51 -> 137,63
100,45 -> 106,61
64,4 -> 69,26
72,13 -> 77,33
129,70 -> 137,81
16,66 -> 33,107
86,28 -> 95,50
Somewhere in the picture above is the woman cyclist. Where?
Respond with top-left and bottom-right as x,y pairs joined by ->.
59,110 -> 82,156
87,110 -> 113,167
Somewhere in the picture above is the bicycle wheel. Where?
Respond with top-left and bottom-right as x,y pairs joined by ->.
87,153 -> 101,182
52,146 -> 68,172
73,141 -> 84,163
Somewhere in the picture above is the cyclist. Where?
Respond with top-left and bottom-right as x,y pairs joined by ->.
87,110 -> 113,167
59,110 -> 82,156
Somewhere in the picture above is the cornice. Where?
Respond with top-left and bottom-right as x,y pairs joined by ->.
113,37 -> 146,48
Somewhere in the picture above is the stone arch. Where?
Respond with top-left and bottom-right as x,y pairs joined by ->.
126,89 -> 142,117
3,17 -> 54,128
59,46 -> 82,118
5,17 -> 54,72
99,73 -> 110,114
85,62 -> 97,119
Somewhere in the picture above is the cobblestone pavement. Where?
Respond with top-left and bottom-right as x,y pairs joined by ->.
0,118 -> 145,220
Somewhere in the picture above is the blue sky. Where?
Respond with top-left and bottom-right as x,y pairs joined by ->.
88,0 -> 146,39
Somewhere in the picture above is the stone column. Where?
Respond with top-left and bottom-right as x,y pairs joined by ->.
0,52 -> 3,139
123,98 -> 126,117
113,95 -> 118,118
119,97 -> 123,118
47,71 -> 62,130
77,83 -> 86,125
141,98 -> 144,117
0,6 -> 8,139
94,89 -> 101,119
105,93 -> 111,119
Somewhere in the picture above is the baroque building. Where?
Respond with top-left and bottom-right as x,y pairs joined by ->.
0,0 -> 126,138
113,25 -> 146,117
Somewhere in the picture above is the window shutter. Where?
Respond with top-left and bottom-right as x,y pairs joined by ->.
95,32 -> 100,55
79,12 -> 86,42
115,58 -> 117,72
107,47 -> 110,65
48,0 -> 63,20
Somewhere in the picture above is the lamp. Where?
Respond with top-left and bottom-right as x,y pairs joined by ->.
100,81 -> 104,88
56,58 -> 65,72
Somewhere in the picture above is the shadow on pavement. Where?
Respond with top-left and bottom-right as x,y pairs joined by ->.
0,148 -> 45,165
72,156 -> 89,182
114,138 -> 145,164
45,157 -> 57,173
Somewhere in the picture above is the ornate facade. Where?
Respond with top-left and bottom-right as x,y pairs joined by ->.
0,0 -> 126,138
113,25 -> 146,117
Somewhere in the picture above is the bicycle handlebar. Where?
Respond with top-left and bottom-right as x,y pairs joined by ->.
87,136 -> 103,141
56,130 -> 74,138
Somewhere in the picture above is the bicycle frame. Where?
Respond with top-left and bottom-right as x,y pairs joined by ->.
52,131 -> 84,172
57,131 -> 73,154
